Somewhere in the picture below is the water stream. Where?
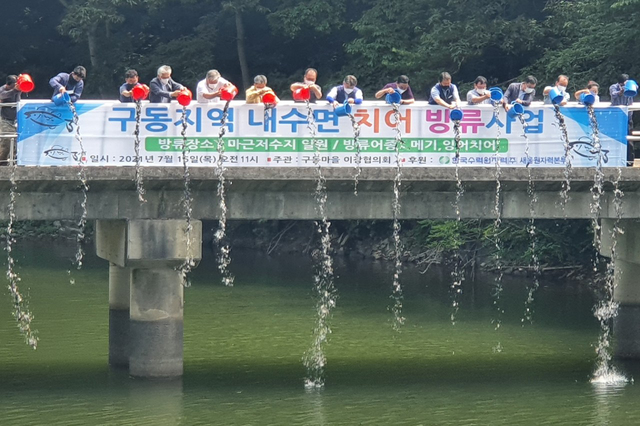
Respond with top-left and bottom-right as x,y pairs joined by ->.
67,103 -> 88,275
133,100 -> 146,203
491,112 -> 504,352
519,116 -> 541,324
5,163 -> 38,348
591,166 -> 628,385
450,118 -> 464,324
214,101 -> 234,287
555,105 -> 573,216
347,111 -> 362,195
178,107 -> 195,286
390,103 -> 405,331
303,101 -> 337,389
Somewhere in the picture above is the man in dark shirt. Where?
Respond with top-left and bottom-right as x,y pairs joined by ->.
149,65 -> 184,103
49,66 -> 86,103
0,75 -> 21,164
375,75 -> 415,104
119,69 -> 140,103
503,75 -> 537,112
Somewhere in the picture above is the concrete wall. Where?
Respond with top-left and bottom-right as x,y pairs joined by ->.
0,167 -> 639,220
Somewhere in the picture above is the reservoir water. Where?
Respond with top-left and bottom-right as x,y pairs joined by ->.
1,239 -> 639,425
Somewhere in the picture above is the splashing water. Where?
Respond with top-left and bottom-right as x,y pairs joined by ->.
588,105 -> 605,267
68,103 -> 88,272
450,118 -> 464,325
177,106 -> 195,287
554,105 -> 573,216
590,163 -> 629,385
491,111 -> 504,351
214,101 -> 234,287
519,116 -> 541,324
5,163 -> 38,348
347,111 -> 362,195
388,103 -> 405,331
303,100 -> 337,389
133,100 -> 146,203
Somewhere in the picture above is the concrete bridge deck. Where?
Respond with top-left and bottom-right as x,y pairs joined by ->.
0,166 -> 638,220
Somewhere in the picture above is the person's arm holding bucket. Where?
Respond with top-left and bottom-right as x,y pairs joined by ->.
375,83 -> 397,99
49,73 -> 68,95
326,86 -> 340,108
430,85 -> 454,109
348,87 -> 363,105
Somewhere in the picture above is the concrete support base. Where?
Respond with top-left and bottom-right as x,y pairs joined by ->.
109,264 -> 130,368
601,219 -> 640,359
96,219 -> 202,378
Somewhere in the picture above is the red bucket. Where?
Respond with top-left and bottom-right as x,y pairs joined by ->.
292,87 -> 310,101
221,85 -> 238,101
131,84 -> 149,101
262,92 -> 277,104
177,88 -> 192,106
16,74 -> 35,93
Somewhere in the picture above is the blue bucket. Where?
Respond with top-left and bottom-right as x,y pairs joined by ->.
548,87 -> 564,104
450,109 -> 463,121
53,92 -> 71,106
489,87 -> 503,102
335,100 -> 352,117
507,101 -> 524,117
385,89 -> 402,104
624,79 -> 638,97
580,93 -> 595,106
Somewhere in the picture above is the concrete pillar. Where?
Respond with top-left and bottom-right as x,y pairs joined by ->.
109,263 -> 131,368
129,268 -> 184,378
601,219 -> 640,358
96,219 -> 202,378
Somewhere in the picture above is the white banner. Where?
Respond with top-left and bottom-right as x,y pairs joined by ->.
17,100 -> 628,167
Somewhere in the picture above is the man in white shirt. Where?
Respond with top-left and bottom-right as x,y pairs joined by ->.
196,69 -> 231,104
543,74 -> 570,105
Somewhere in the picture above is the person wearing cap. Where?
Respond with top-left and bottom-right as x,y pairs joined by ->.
543,75 -> 570,105
290,68 -> 322,103
503,75 -> 537,112
375,75 -> 415,105
149,65 -> 184,103
119,69 -> 140,103
245,75 -> 279,104
574,81 -> 600,104
49,65 -> 86,103
466,76 -> 493,105
428,72 -> 461,109
327,75 -> 363,108
0,75 -> 21,164
197,69 -> 231,104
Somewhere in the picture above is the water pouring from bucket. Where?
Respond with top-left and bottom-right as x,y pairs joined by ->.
16,74 -> 35,93
177,88 -> 192,106
262,92 -> 277,106
624,80 -> 638,97
507,101 -> 525,118
580,93 -> 596,106
220,85 -> 238,102
131,84 -> 150,101
53,92 -> 71,106
548,87 -> 565,105
489,87 -> 503,102
334,100 -> 352,117
293,87 -> 311,102
385,89 -> 402,105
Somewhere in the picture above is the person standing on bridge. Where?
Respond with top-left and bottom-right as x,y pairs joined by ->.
326,75 -> 363,108
49,66 -> 86,103
0,75 -> 21,165
149,65 -> 184,103
375,75 -> 415,105
245,75 -> 279,104
196,69 -> 232,104
428,72 -> 461,109
543,74 -> 570,105
290,68 -> 322,103
119,69 -> 139,103
466,76 -> 493,105
503,75 -> 537,112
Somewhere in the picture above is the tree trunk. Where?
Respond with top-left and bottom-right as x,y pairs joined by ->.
235,9 -> 251,90
87,22 -> 106,98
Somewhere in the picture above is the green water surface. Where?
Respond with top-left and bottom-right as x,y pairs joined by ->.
0,241 -> 638,425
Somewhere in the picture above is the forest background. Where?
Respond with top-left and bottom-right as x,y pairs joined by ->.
3,0 -> 639,100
